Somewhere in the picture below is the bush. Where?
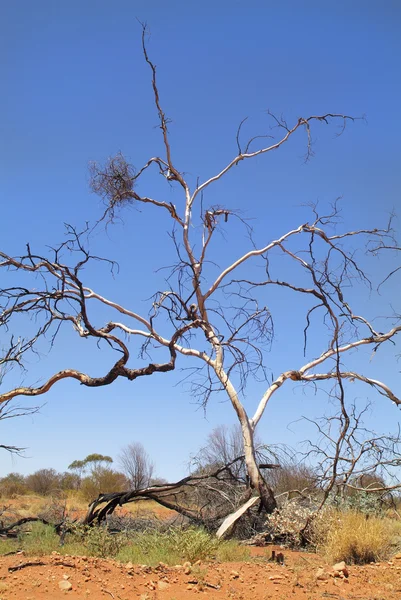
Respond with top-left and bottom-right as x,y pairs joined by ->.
0,472 -> 27,497
312,509 -> 401,564
80,468 -> 128,502
73,525 -> 125,558
60,472 -> 81,491
266,499 -> 318,546
329,491 -> 386,517
26,469 -> 61,496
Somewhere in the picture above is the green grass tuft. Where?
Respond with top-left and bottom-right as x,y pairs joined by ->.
0,523 -> 250,565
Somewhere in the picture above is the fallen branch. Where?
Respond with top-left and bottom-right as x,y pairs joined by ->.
0,516 -> 64,537
216,495 -> 260,539
8,561 -> 46,572
187,580 -> 221,590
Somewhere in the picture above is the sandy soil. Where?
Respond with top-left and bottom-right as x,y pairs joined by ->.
1,546 -> 401,600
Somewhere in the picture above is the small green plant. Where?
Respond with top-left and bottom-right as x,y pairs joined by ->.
215,539 -> 250,562
81,525 -> 124,558
0,538 -> 18,555
19,522 -> 60,555
169,527 -> 219,562
116,527 -> 249,566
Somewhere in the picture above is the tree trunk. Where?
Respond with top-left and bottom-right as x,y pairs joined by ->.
219,375 -> 277,514
241,419 -> 277,513
215,420 -> 277,539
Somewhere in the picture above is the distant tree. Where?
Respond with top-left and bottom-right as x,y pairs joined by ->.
118,442 -> 154,491
68,454 -> 113,477
80,468 -> 128,502
149,477 -> 168,486
265,463 -> 318,498
82,453 -> 113,474
60,471 -> 81,491
0,472 -> 27,497
68,459 -> 86,478
194,424 -> 281,482
26,468 -> 61,496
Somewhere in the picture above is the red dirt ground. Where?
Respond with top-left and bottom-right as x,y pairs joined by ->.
1,546 -> 401,600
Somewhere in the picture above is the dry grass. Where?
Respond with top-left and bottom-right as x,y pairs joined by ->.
1,493 -> 174,523
313,509 -> 401,564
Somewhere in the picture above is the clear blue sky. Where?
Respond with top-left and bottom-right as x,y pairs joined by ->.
1,0 -> 400,479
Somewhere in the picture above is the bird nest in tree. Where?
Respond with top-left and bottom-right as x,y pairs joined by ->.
90,153 -> 136,212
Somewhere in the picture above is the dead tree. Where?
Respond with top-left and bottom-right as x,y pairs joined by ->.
118,442 -> 154,491
83,454 -> 280,535
0,25 -> 400,533
301,400 -> 401,504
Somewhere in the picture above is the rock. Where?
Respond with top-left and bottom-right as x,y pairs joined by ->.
316,568 -> 329,581
125,562 -> 134,570
231,570 -> 240,579
58,580 -> 73,591
394,553 -> 401,560
157,581 -> 170,590
332,561 -> 349,578
183,566 -> 192,575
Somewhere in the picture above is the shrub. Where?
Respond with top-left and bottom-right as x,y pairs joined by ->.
169,527 -> 219,562
80,468 -> 128,502
60,472 -> 81,491
25,469 -> 61,496
75,525 -> 124,558
266,499 -> 318,546
312,509 -> 401,564
0,472 -> 27,497
329,491 -> 386,517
